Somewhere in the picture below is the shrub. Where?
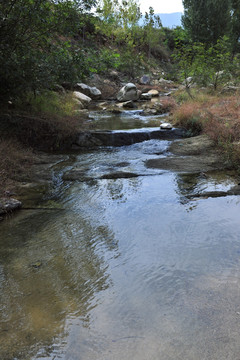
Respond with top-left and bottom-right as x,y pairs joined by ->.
174,102 -> 203,135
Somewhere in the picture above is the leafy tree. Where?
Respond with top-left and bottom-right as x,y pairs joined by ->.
231,0 -> 240,54
0,0 -> 96,99
173,36 -> 232,91
182,0 -> 231,45
143,7 -> 162,58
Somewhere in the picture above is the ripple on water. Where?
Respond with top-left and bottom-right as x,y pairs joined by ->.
1,139 -> 240,359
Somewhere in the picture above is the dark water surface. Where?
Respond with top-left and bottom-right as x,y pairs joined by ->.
1,117 -> 240,359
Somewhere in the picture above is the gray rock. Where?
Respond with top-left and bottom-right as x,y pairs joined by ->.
73,91 -> 92,105
72,97 -> 84,109
159,78 -> 173,85
74,128 -> 184,148
142,108 -> 158,115
117,83 -> 139,102
160,122 -> 173,130
145,134 -> 230,174
109,70 -> 120,81
221,86 -> 240,94
163,91 -> 173,96
139,75 -> 151,85
117,100 -> 137,109
183,77 -> 195,88
148,89 -> 159,97
140,93 -> 152,100
0,198 -> 22,215
74,83 -> 101,100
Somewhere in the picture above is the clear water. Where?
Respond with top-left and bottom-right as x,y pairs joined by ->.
1,136 -> 240,360
87,110 -> 168,130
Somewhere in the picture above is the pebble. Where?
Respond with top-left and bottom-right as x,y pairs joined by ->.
160,123 -> 173,130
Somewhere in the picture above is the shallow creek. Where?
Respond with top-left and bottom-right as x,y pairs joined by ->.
1,111 -> 240,360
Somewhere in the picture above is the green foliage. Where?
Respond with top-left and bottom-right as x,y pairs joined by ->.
231,0 -> 240,53
173,36 -> 233,90
0,0 -> 96,100
96,0 -> 141,39
194,37 -> 232,89
182,0 -> 240,53
142,7 -> 162,58
17,91 -> 78,118
86,48 -> 121,74
182,0 -> 231,45
117,45 -> 144,77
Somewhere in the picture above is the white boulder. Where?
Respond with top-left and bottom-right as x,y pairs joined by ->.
74,83 -> 101,100
73,91 -> 92,105
148,89 -> 159,97
117,83 -> 139,102
160,122 -> 173,130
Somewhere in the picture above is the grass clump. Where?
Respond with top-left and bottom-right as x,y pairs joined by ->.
0,139 -> 34,190
173,101 -> 203,136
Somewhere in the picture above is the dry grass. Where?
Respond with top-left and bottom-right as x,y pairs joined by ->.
173,102 -> 204,135
173,93 -> 240,167
0,139 -> 34,191
160,97 -> 177,113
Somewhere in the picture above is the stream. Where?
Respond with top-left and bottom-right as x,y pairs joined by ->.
1,110 -> 240,360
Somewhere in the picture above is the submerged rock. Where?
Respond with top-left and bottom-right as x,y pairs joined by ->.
101,171 -> 139,179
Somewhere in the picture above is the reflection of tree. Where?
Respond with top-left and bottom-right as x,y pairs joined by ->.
175,173 -> 202,206
105,177 -> 141,203
0,207 -> 116,359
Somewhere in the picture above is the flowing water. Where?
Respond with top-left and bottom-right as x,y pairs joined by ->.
1,112 -> 240,360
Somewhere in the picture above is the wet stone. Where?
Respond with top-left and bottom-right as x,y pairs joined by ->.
100,172 -> 139,179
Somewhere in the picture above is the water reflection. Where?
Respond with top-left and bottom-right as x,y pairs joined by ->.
88,110 -> 167,130
1,136 -> 240,360
175,171 -> 238,205
0,206 -> 115,359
